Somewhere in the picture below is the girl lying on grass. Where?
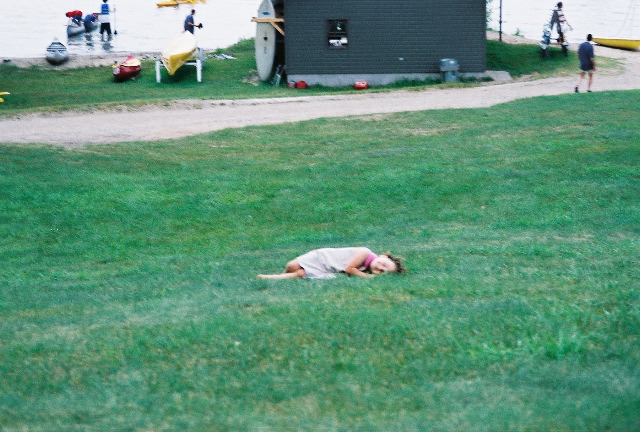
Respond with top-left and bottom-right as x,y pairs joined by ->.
257,247 -> 405,280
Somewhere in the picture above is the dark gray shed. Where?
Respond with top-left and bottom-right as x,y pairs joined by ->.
279,0 -> 487,86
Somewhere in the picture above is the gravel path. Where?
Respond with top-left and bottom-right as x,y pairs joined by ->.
1,38 -> 638,149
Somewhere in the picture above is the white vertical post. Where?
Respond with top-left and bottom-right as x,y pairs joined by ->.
155,61 -> 161,83
196,59 -> 202,82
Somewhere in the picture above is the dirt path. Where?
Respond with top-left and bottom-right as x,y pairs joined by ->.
1,38 -> 638,148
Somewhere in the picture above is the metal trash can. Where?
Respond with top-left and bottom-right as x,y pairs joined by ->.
440,58 -> 459,82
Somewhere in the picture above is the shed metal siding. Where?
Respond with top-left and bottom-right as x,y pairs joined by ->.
284,0 -> 486,75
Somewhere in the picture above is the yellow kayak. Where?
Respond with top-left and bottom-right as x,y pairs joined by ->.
162,31 -> 198,75
592,38 -> 640,50
157,0 -> 198,7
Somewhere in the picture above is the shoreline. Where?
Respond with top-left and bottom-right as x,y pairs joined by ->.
4,32 -> 636,70
3,51 -> 162,69
3,31 -> 538,69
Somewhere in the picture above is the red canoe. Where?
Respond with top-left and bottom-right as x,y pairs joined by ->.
112,55 -> 142,81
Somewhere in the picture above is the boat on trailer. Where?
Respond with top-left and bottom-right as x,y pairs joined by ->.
161,31 -> 197,75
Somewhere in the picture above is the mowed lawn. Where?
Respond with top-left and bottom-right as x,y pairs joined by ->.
1,90 -> 639,431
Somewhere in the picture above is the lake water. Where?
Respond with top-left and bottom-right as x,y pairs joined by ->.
0,0 -> 638,59
0,0 -> 260,58
488,0 -> 639,43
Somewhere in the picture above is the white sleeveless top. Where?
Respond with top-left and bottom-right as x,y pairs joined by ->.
296,247 -> 371,279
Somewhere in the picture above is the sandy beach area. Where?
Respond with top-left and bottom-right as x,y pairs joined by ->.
1,32 -> 638,148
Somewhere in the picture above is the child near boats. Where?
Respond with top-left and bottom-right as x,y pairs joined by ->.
257,247 -> 405,280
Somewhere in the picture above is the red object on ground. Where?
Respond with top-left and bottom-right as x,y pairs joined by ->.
355,81 -> 368,90
294,81 -> 308,89
112,55 -> 142,82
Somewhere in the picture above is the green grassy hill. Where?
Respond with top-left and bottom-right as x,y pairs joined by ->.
1,89 -> 639,430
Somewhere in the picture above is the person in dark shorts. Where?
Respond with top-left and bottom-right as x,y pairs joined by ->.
575,34 -> 596,93
99,0 -> 113,39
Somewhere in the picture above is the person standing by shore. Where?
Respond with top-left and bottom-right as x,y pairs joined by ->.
83,13 -> 99,32
550,2 -> 572,37
184,9 -> 203,34
575,34 -> 596,93
550,2 -> 572,55
99,0 -> 114,39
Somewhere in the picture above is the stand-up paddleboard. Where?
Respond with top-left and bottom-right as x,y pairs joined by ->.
255,0 -> 276,81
